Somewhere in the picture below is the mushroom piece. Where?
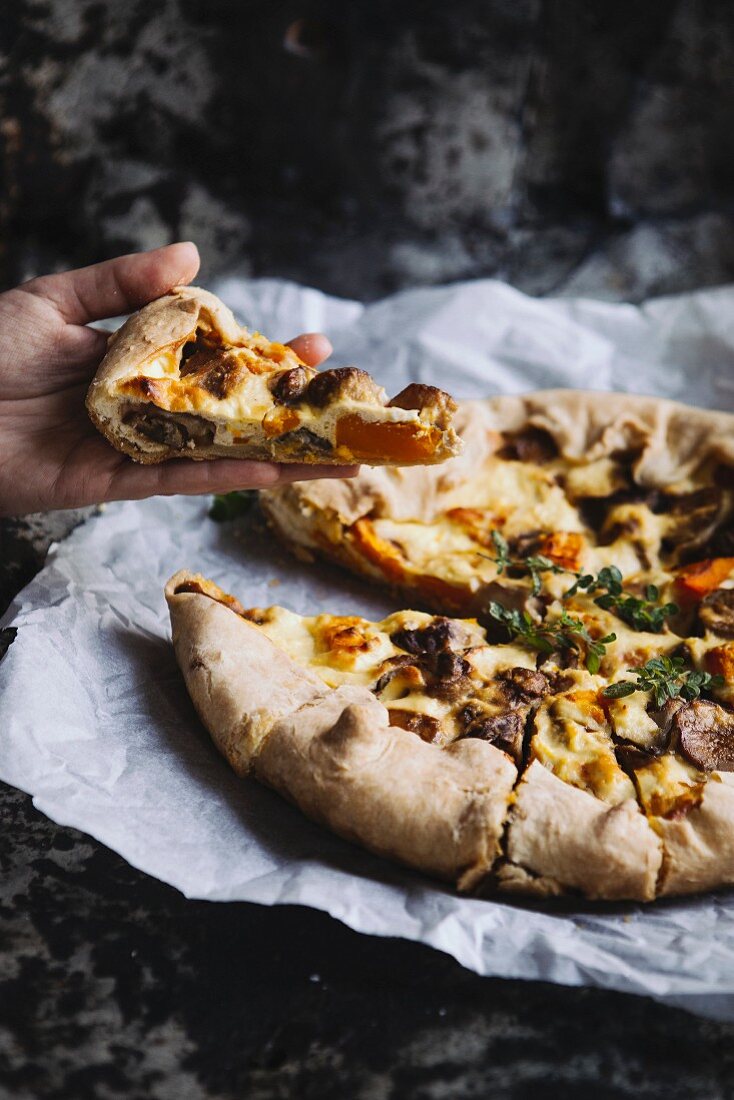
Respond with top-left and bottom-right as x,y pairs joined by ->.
699,588 -> 734,638
458,708 -> 525,762
672,699 -> 734,772
372,654 -> 420,695
707,525 -> 734,557
497,427 -> 558,464
270,366 -> 312,405
122,408 -> 215,449
391,616 -> 472,656
389,619 -> 475,698
306,367 -> 384,407
387,709 -> 442,743
614,698 -> 684,766
659,488 -> 732,563
426,650 -> 473,700
498,667 -> 551,705
387,383 -> 457,426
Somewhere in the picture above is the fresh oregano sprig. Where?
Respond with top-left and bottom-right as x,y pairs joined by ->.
485,530 -> 567,597
603,655 -> 723,709
565,564 -> 623,598
487,603 -> 557,655
555,611 -> 617,675
488,602 -> 616,674
486,533 -> 678,633
565,565 -> 678,634
209,490 -> 258,522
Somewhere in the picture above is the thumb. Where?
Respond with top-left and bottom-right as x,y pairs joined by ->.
22,242 -> 201,325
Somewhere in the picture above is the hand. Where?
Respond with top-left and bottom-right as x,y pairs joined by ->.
0,242 -> 356,516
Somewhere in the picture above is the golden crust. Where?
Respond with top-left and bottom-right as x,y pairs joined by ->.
166,564 -> 734,901
165,570 -> 516,889
502,761 -> 662,902
165,569 -> 325,773
86,287 -> 462,467
655,774 -> 734,896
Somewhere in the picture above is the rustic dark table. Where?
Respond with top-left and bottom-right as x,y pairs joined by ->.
1,511 -> 734,1099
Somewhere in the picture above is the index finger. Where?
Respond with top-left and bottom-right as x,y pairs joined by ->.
286,332 -> 333,368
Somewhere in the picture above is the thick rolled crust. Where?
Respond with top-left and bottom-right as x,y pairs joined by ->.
656,774 -> 734,896
502,761 -> 663,902
87,287 -> 242,464
92,286 -> 241,393
257,693 -> 516,889
165,570 -> 517,889
166,565 -> 734,902
483,390 -> 734,485
165,570 -> 326,773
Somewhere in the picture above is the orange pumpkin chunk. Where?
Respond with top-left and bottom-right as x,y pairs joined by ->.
262,407 -> 301,438
675,558 -> 734,600
705,643 -> 734,681
335,414 -> 439,462
538,531 -> 585,571
349,519 -> 406,582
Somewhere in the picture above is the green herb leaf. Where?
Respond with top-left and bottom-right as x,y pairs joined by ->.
488,602 -> 615,672
209,490 -> 258,522
602,656 -> 724,707
602,680 -> 638,698
490,530 -> 510,574
565,565 -> 677,634
484,531 -> 678,632
484,531 -> 566,596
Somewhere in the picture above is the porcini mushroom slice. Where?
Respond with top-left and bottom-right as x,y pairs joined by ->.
674,700 -> 734,772
699,588 -> 734,638
306,367 -> 383,407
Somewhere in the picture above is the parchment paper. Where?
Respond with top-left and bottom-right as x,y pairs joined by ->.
4,276 -> 734,1019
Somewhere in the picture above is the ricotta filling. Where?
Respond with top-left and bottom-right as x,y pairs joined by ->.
117,349 -> 429,453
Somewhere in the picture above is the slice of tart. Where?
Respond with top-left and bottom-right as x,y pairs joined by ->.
86,287 -> 461,467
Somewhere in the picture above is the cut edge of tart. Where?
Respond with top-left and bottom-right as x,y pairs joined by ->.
86,286 -> 462,467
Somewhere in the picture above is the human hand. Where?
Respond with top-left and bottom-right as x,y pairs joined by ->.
0,242 -> 355,516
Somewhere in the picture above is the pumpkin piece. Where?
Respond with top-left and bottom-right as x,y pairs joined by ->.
335,414 -> 440,463
675,558 -> 734,600
262,406 -> 301,438
349,519 -> 406,583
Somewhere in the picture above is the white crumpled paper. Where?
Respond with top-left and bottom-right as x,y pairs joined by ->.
4,276 -> 734,1019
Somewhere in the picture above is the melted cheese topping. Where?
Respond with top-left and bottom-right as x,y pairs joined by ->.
635,755 -> 705,820
118,342 -> 426,449
245,607 -> 427,690
530,687 -> 636,804
606,693 -> 661,749
238,599 -> 687,806
242,606 -> 543,748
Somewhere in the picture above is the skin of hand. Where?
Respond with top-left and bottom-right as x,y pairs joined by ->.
0,242 -> 357,516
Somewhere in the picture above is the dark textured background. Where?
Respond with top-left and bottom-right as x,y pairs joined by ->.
4,2 -> 734,1096
3,0 -> 734,300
